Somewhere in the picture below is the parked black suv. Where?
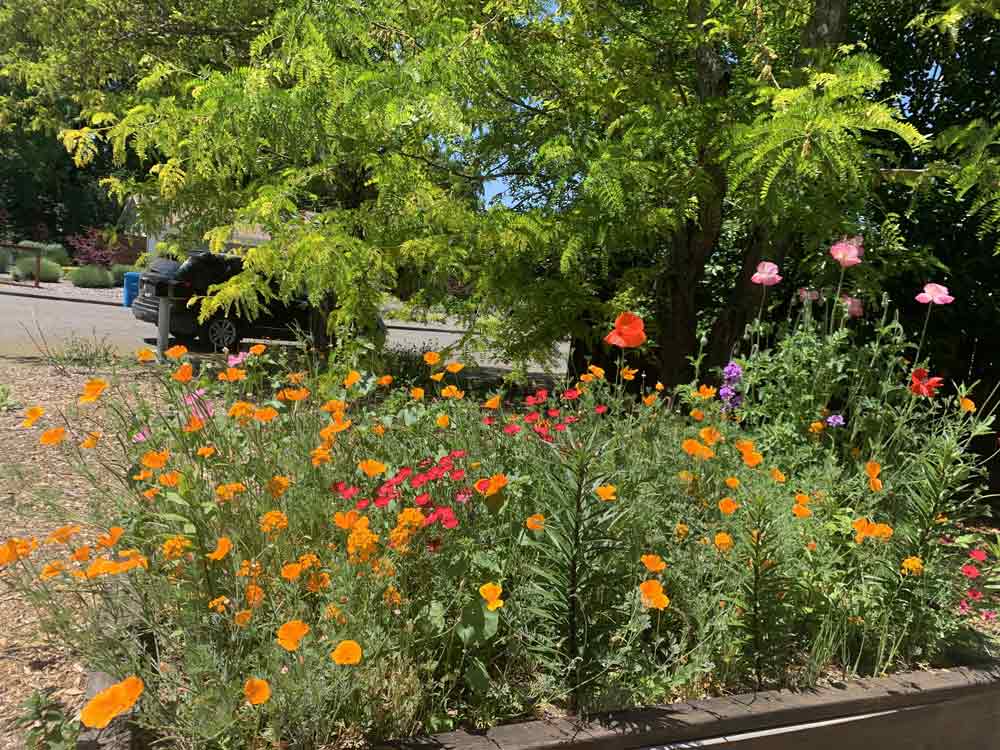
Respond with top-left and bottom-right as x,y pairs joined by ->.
132,253 -> 321,350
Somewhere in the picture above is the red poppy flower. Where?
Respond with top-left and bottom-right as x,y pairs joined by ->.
604,312 -> 647,348
910,368 -> 943,398
595,404 -> 608,415
961,564 -> 981,579
482,416 -> 496,426
970,549 -> 988,563
562,389 -> 581,401
415,492 -> 431,506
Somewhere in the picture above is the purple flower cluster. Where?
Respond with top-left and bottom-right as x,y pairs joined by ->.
720,361 -> 743,411
826,414 -> 845,427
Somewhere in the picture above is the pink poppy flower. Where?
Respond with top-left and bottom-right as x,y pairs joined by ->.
983,610 -> 997,623
750,261 -> 782,286
227,351 -> 249,367
830,236 -> 864,268
958,599 -> 971,615
132,427 -> 150,443
915,283 -> 954,305
454,488 -> 472,503
968,589 -> 984,602
969,549 -> 988,562
961,564 -> 981,579
841,295 -> 864,318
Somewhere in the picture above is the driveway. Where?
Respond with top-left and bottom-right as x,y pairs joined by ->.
0,293 -> 566,372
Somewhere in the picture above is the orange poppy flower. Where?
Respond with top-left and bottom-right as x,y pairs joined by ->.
483,395 -> 501,409
206,537 -> 232,561
698,426 -> 722,446
245,583 -> 265,608
132,469 -> 152,481
218,367 -> 246,382
344,370 -> 361,388
215,482 -> 247,502
21,405 -> 45,428
604,312 -> 646,348
158,470 -> 181,488
718,497 -> 740,515
621,366 -> 638,381
78,378 -> 108,404
809,420 -> 825,434
171,363 -> 193,383
208,595 -> 229,614
228,401 -> 255,420
423,351 -> 441,366
96,527 -> 124,548
435,414 -> 451,428
588,364 -> 606,379
307,572 -> 331,592
267,475 -> 291,498
321,399 -> 347,414
714,532 -> 734,552
39,561 -> 65,580
865,461 -> 883,492
80,431 -> 102,449
45,525 -> 81,545
330,640 -> 363,665
276,619 -> 310,651
164,344 -> 187,360
792,504 -> 812,518
142,487 -> 160,500
794,492 -> 811,505
445,362 -> 465,373
234,610 -> 252,627
595,484 -> 617,502
334,510 -> 360,530
136,348 -> 156,363
428,372 -> 443,382
311,445 -> 332,467
259,510 -> 288,534
277,387 -> 310,402
281,562 -> 303,582
479,582 -> 504,611
197,446 -> 216,458
80,676 -> 144,728
641,554 -> 667,573
639,579 -> 670,609
377,374 -> 394,386
441,385 -> 465,399
960,397 -> 976,413
182,414 -> 204,433
39,427 -> 66,446
288,371 -> 307,384
411,387 -> 424,401
243,678 -> 270,705
694,384 -> 716,400
474,473 -> 509,497
724,477 -> 740,489
249,344 -> 267,356
681,438 -> 715,461
161,535 -> 191,560
689,408 -> 705,422
525,513 -> 545,531
643,393 -> 657,406
141,449 -> 170,469
742,450 -> 763,468
770,467 -> 786,483
901,556 -> 924,576
358,459 -> 387,478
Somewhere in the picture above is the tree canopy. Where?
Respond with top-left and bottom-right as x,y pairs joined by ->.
1,0 -> 997,381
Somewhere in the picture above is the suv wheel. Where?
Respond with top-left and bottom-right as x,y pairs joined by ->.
202,317 -> 241,351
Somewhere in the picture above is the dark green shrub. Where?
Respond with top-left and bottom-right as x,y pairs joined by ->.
69,265 -> 116,288
0,248 -> 8,274
111,264 -> 138,285
17,241 -> 70,266
12,256 -> 62,282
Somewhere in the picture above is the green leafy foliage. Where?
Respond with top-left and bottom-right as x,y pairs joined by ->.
68,265 -> 115,288
12,256 -> 62,282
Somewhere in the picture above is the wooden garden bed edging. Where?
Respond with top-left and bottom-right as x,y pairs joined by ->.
78,666 -> 1000,749
391,666 -> 1000,750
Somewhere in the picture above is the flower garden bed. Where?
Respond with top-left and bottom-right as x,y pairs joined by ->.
2,280 -> 999,748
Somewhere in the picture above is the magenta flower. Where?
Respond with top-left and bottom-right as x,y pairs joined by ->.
841,295 -> 864,318
751,261 -> 782,286
830,236 -> 864,268
227,351 -> 249,367
915,283 -> 954,305
983,610 -> 997,623
131,427 -> 150,443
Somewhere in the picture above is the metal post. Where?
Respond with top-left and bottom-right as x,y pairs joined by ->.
156,285 -> 172,362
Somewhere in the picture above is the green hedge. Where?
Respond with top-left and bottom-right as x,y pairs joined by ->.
12,256 -> 62,282
16,241 -> 71,266
0,248 -> 8,274
69,265 -> 116,288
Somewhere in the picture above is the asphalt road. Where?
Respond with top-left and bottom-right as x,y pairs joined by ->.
0,293 -> 566,372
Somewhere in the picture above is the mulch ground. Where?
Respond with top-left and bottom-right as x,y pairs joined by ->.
0,357 -> 154,749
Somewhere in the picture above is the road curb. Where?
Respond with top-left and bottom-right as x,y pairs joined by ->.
0,288 -> 123,308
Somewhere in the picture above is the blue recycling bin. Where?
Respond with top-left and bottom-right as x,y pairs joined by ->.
123,272 -> 141,308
